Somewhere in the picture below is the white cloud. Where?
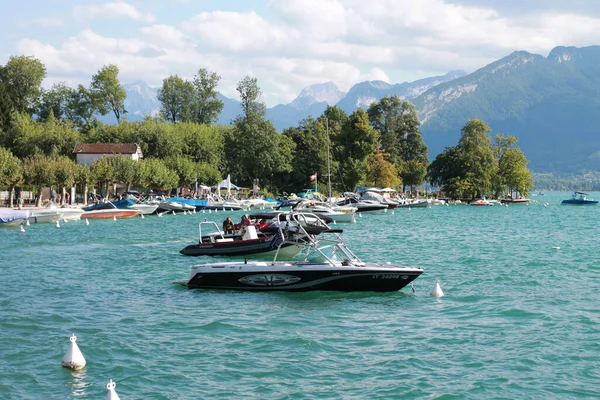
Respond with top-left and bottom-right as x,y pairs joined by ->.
15,0 -> 600,106
73,0 -> 156,23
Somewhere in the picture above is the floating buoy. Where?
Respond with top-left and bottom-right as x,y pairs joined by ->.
208,210 -> 212,214
222,207 -> 225,211
56,220 -> 61,228
63,217 -> 68,223
359,213 -> 362,218
202,210 -> 205,213
182,210 -> 187,215
333,220 -> 337,225
552,246 -> 560,250
384,208 -> 387,213
20,225 -> 25,233
193,209 -> 197,214
172,210 -> 176,216
430,278 -> 444,297
141,213 -> 144,219
392,210 -> 395,215
61,334 -> 86,370
113,215 -> 117,221
215,209 -> 218,213
26,219 -> 30,226
408,207 -> 411,211
105,379 -> 120,400
85,218 -> 89,225
157,212 -> 163,217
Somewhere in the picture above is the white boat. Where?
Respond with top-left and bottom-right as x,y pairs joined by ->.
157,201 -> 185,212
242,198 -> 278,210
360,190 -> 399,209
28,209 -> 64,224
0,210 -> 31,227
127,203 -> 159,215
46,203 -> 85,221
293,200 -> 356,223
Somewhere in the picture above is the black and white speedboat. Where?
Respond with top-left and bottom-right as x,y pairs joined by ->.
175,212 -> 423,292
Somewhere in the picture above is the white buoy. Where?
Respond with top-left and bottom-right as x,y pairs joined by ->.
85,218 -> 89,225
172,210 -> 176,216
202,209 -> 205,213
105,379 -> 121,400
26,219 -> 30,226
63,217 -> 68,223
392,210 -> 395,215
158,212 -> 163,217
141,213 -> 145,219
193,209 -> 196,214
552,246 -> 560,250
56,220 -> 61,228
408,207 -> 411,211
113,215 -> 117,221
182,210 -> 186,215
333,220 -> 337,225
430,278 -> 444,297
384,208 -> 387,213
61,334 -> 86,370
209,210 -> 212,214
20,225 -> 25,233
222,207 -> 225,211
359,213 -> 362,218
215,209 -> 218,213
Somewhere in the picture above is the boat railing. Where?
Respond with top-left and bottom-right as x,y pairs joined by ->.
269,211 -> 360,266
197,221 -> 225,244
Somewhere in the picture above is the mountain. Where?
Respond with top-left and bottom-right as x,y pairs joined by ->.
123,81 -> 160,120
266,82 -> 346,131
413,45 -> 600,172
336,70 -> 467,114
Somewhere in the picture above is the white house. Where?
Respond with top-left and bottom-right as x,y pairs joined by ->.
73,143 -> 143,165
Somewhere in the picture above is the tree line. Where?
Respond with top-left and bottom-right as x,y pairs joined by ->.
0,55 -> 533,206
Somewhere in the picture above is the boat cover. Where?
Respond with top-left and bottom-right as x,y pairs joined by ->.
0,210 -> 31,224
83,199 -> 136,211
166,196 -> 208,207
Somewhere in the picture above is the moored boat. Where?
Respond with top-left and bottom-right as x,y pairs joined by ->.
82,208 -> 142,219
0,210 -> 31,227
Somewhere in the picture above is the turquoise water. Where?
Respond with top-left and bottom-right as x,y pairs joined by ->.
1,193 -> 600,399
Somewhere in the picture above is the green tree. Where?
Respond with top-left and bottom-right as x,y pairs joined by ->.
139,158 -> 178,191
494,134 -> 534,196
66,85 -> 98,129
401,131 -> 428,191
22,154 -> 55,206
191,68 -> 224,125
335,108 -> 379,190
90,64 -> 127,123
366,151 -> 401,188
0,55 -> 46,115
237,76 -> 265,118
0,147 -> 22,207
164,156 -> 201,191
157,75 -> 195,123
457,119 -> 495,198
53,156 -> 77,204
37,83 -> 72,122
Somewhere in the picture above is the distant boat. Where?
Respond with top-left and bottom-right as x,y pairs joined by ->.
501,197 -> 530,205
470,198 -> 493,206
561,192 -> 599,205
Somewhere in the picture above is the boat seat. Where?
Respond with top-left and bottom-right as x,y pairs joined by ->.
242,225 -> 258,240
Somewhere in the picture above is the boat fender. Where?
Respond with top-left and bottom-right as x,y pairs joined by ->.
244,258 -> 247,264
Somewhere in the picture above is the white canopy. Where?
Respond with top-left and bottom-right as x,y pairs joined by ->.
218,179 -> 239,190
381,187 -> 396,192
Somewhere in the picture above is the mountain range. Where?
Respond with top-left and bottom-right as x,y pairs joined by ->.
116,45 -> 600,173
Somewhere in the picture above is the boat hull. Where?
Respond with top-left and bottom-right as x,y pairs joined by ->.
127,204 -> 159,215
180,237 -> 302,258
561,200 -> 599,205
82,209 -> 142,219
178,263 -> 423,292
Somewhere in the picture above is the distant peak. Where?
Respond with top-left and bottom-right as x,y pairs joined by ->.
290,81 -> 346,109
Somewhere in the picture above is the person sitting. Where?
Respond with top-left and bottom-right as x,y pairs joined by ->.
223,217 -> 235,235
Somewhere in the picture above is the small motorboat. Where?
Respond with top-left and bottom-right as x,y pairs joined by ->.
561,192 -> 599,205
292,200 -> 356,223
46,203 -> 85,221
336,197 -> 388,214
127,203 -> 159,215
28,209 -> 64,224
180,221 -> 305,258
470,198 -> 494,206
501,196 -> 529,205
397,199 -> 428,208
82,209 -> 142,219
0,210 -> 31,227
175,212 -> 423,292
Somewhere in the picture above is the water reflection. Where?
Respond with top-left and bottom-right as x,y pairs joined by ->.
67,370 -> 91,398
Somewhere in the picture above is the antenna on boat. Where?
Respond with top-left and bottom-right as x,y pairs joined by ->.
326,117 -> 332,201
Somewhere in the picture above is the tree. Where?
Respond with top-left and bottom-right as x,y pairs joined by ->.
0,55 -> 46,116
37,83 -> 72,122
236,76 -> 265,118
335,108 -> 379,190
53,156 -> 77,205
191,68 -> 224,125
65,85 -> 98,129
400,131 -> 428,191
494,135 -> 533,196
138,158 -> 178,191
0,147 -> 22,207
366,151 -> 400,188
164,156 -> 202,192
456,119 -> 495,198
157,75 -> 195,123
22,154 -> 55,206
90,64 -> 127,123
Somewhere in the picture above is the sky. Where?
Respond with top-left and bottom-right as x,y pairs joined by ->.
2,0 -> 600,106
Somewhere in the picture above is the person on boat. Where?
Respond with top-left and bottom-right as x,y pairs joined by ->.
223,217 -> 235,234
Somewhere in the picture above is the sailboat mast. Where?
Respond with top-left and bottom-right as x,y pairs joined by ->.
326,117 -> 332,200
